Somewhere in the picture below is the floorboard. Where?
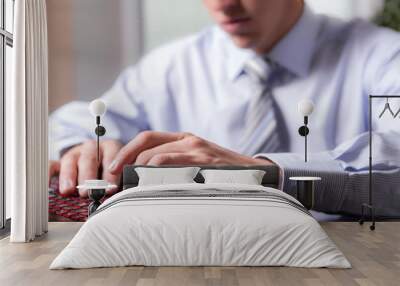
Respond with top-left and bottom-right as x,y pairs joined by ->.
0,222 -> 399,286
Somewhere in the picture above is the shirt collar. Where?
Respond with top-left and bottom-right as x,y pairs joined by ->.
223,4 -> 321,81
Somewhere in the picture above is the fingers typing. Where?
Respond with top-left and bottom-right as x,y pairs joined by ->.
101,140 -> 123,195
77,141 -> 100,197
108,131 -> 188,173
48,160 -> 60,182
59,149 -> 80,196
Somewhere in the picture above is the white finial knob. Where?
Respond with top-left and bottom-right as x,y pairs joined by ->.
89,99 -> 107,117
298,99 -> 314,116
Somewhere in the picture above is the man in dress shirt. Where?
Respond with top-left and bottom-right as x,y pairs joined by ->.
50,0 -> 400,211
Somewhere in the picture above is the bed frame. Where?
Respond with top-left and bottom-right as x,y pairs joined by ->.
122,165 -> 280,190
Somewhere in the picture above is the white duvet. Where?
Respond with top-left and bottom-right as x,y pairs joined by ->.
50,183 -> 350,269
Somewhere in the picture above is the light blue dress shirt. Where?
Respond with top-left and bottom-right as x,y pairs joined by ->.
50,6 -> 400,215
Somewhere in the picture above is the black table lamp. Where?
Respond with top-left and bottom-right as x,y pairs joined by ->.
89,99 -> 107,178
289,99 -> 320,210
77,99 -> 116,216
297,99 -> 314,162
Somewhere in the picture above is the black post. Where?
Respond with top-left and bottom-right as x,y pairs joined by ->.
88,188 -> 106,216
96,116 -> 101,180
298,117 -> 310,163
304,116 -> 308,162
88,108 -> 107,217
368,95 -> 375,230
296,180 -> 314,210
369,96 -> 372,207
360,95 -> 376,230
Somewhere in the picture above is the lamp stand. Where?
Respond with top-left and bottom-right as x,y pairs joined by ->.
87,115 -> 107,216
298,116 -> 309,163
87,188 -> 106,216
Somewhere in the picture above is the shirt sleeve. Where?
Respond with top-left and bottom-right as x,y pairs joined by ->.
364,29 -> 400,96
254,28 -> 400,213
254,130 -> 400,213
49,50 -> 168,160
49,65 -> 151,160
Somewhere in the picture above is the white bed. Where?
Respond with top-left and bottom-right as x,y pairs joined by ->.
50,183 -> 350,269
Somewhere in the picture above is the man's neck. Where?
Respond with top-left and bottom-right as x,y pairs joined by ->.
254,0 -> 305,55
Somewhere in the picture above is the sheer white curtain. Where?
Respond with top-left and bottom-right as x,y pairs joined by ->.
8,0 -> 48,242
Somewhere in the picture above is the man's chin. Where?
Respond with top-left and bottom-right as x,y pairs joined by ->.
230,35 -> 257,50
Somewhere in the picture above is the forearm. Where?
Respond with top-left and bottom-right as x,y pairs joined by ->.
49,101 -> 142,160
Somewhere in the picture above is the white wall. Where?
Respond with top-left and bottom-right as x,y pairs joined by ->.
71,0 -> 143,102
143,0 -> 213,52
73,0 -> 121,102
306,0 -> 384,20
120,0 -> 144,68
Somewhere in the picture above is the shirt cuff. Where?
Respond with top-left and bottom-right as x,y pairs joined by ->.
253,152 -> 346,192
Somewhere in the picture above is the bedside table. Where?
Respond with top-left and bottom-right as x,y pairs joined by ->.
289,177 -> 321,210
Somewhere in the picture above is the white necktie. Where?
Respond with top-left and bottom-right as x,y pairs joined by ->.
240,58 -> 281,155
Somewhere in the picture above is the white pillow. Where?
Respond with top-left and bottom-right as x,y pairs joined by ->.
200,169 -> 266,185
135,167 -> 200,186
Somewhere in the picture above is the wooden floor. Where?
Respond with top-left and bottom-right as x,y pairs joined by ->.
0,222 -> 399,286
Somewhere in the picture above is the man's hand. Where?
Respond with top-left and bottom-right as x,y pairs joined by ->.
108,131 -> 273,175
50,140 -> 123,197
50,132 -> 273,197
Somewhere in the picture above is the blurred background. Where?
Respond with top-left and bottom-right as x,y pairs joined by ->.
42,0 -> 398,222
47,0 -> 389,112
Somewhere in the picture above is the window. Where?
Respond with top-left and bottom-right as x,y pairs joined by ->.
0,0 -> 14,231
